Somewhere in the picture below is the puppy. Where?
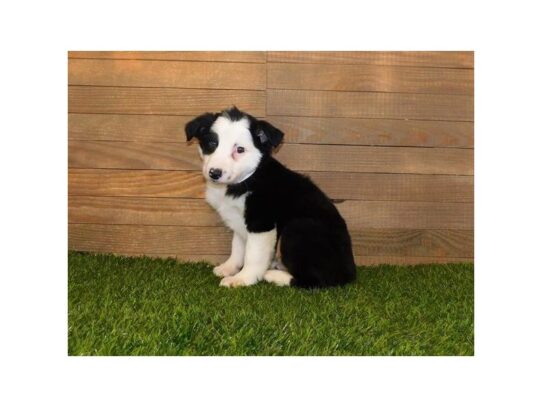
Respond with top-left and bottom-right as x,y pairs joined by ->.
185,107 -> 356,288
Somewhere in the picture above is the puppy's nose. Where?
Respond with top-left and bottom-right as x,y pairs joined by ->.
209,168 -> 223,180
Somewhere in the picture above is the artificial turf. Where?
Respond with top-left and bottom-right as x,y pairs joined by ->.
68,251 -> 474,356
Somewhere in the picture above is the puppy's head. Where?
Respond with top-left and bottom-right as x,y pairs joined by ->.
185,107 -> 283,184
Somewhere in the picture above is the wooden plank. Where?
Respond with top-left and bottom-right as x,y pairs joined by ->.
68,196 -> 473,229
271,115 -> 473,148
69,141 -> 473,175
277,144 -> 473,176
69,113 -> 473,148
68,51 -> 266,63
308,172 -> 473,202
354,256 -> 472,266
267,89 -> 473,121
267,51 -> 474,68
69,169 -> 205,198
69,224 -> 232,254
68,86 -> 266,116
351,229 -> 473,257
268,63 -> 473,95
69,59 -> 266,90
68,113 -> 192,142
337,200 -> 472,230
68,224 -> 473,258
69,196 -> 222,227
68,140 -> 200,170
69,169 -> 473,203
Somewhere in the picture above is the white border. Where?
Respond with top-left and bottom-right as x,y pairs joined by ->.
2,0 -> 542,406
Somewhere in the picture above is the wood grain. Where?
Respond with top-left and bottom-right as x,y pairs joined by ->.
308,172 -> 473,202
336,200 -> 472,230
67,51 -> 475,265
68,224 -> 473,258
68,196 -> 473,229
277,144 -> 473,175
69,113 -> 473,148
267,89 -> 473,121
69,196 -> 222,226
69,224 -> 232,254
68,86 -> 266,116
69,51 -> 266,63
267,51 -> 474,68
270,115 -> 473,148
69,169 -> 205,198
68,141 -> 473,175
68,113 -> 191,142
69,59 -> 266,90
354,256 -> 472,266
69,169 -> 473,202
352,228 -> 473,257
68,140 -> 200,171
268,63 -> 473,94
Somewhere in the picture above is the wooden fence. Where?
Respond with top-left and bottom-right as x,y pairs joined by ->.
68,51 -> 474,265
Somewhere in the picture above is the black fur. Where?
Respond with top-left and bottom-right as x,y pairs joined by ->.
249,119 -> 284,152
221,105 -> 245,122
198,132 -> 219,155
230,155 -> 356,288
185,112 -> 218,142
186,107 -> 356,289
185,107 -> 284,154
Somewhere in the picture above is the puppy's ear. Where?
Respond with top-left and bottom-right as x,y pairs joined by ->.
253,120 -> 284,149
185,112 -> 217,141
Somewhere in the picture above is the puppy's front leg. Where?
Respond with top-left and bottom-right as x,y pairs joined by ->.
213,233 -> 245,277
220,229 -> 276,288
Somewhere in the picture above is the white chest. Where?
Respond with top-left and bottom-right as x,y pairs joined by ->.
205,183 -> 248,238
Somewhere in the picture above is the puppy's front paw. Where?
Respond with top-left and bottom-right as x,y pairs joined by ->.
219,274 -> 256,288
213,261 -> 240,277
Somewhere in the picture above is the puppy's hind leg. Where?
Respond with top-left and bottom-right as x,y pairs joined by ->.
280,218 -> 356,288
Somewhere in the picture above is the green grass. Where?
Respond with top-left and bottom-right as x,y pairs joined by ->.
68,251 -> 474,356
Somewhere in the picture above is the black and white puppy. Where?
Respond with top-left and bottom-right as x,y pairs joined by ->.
185,107 -> 356,288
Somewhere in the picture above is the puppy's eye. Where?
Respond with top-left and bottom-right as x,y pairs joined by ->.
208,141 -> 218,148
236,146 -> 245,154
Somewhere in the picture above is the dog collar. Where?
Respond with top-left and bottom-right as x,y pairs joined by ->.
226,171 -> 257,198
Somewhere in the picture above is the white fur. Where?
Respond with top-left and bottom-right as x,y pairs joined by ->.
202,116 -> 262,184
206,182 -> 280,287
220,229 -> 277,288
202,114 -> 278,288
263,270 -> 293,286
206,181 -> 249,278
213,232 -> 245,277
205,182 -> 247,238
